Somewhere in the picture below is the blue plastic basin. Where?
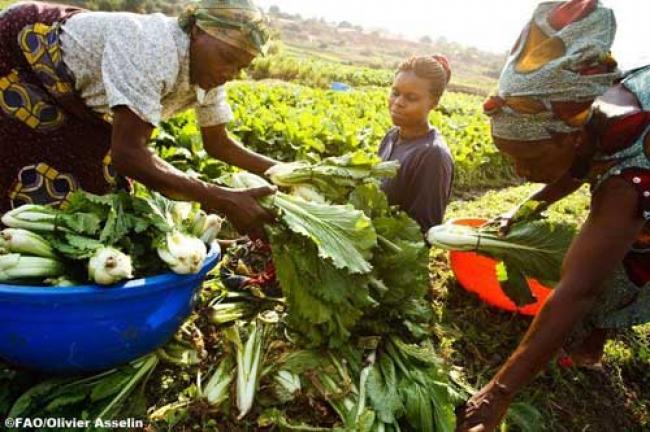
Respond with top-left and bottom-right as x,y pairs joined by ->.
0,244 -> 220,374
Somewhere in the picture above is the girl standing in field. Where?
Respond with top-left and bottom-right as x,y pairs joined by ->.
455,0 -> 650,430
378,55 -> 455,232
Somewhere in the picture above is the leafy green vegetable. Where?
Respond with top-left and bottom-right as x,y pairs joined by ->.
266,151 -> 398,202
230,172 -> 377,275
427,219 -> 576,306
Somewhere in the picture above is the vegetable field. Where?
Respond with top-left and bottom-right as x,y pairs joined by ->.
3,76 -> 648,431
0,0 -> 649,427
158,82 -> 515,191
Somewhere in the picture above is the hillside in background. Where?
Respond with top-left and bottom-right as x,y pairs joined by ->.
0,0 -> 502,94
267,6 -> 503,94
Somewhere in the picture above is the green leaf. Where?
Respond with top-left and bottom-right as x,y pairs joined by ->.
273,192 -> 377,274
231,172 -> 377,275
8,378 -> 70,417
270,230 -> 372,347
496,261 -> 536,307
367,354 -> 403,424
505,402 -> 544,432
90,371 -> 134,402
44,387 -> 89,412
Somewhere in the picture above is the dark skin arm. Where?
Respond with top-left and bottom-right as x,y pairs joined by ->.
497,173 -> 583,233
525,172 -> 584,204
110,106 -> 275,238
201,123 -> 277,177
456,177 -> 646,432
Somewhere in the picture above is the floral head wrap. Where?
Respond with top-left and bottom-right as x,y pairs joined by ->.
484,0 -> 620,141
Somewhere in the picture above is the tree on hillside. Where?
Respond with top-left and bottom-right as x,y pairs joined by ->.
269,5 -> 280,15
419,35 -> 433,44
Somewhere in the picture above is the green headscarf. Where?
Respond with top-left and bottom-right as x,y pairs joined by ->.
179,0 -> 270,56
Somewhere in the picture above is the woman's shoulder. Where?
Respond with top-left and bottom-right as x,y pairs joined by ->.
423,128 -> 452,157
67,12 -> 179,54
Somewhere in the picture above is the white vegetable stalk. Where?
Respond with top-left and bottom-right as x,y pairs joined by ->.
290,184 -> 327,203
157,230 -> 207,274
170,202 -> 193,226
265,162 -> 309,186
199,214 -> 223,244
190,211 -> 207,237
1,204 -> 64,232
203,356 -> 234,407
210,302 -> 251,325
228,321 -> 265,420
273,370 -> 301,403
427,224 -> 484,251
88,247 -> 134,285
427,222 -> 547,252
0,253 -> 65,281
1,228 -> 57,258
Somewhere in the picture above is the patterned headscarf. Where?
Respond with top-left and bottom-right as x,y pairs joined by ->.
178,0 -> 270,56
484,0 -> 620,141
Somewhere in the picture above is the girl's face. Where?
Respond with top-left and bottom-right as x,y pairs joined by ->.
190,27 -> 255,90
493,132 -> 584,183
389,71 -> 437,128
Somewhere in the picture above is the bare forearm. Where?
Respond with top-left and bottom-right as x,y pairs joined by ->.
202,125 -> 276,176
110,107 -> 233,210
529,173 -> 583,205
493,285 -> 599,392
215,137 -> 275,175
113,146 -> 219,204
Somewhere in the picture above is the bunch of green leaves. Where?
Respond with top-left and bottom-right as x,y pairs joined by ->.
266,336 -> 462,432
267,151 -> 398,202
367,337 -> 462,432
347,182 -> 433,340
229,171 -> 377,346
7,354 -> 158,431
51,189 -> 176,277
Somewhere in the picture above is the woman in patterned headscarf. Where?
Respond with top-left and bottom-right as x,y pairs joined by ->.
456,0 -> 650,430
0,0 -> 277,238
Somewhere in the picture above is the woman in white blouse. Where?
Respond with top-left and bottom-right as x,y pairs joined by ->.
0,0 -> 277,238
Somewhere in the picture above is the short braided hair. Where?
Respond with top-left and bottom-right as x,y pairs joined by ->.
396,55 -> 451,102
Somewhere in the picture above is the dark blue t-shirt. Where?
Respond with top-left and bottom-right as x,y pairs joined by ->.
378,127 -> 454,231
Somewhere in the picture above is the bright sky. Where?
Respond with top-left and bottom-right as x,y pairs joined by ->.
256,0 -> 650,70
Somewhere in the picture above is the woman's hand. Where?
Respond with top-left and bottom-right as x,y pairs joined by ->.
455,381 -> 513,432
203,185 -> 277,240
488,199 -> 549,235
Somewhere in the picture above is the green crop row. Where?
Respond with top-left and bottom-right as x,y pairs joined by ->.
154,81 -> 515,191
247,53 -> 394,88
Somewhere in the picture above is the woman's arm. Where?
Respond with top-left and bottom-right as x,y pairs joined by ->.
456,177 -> 645,432
201,123 -> 277,177
497,173 -> 583,233
526,172 -> 584,204
110,106 -> 275,238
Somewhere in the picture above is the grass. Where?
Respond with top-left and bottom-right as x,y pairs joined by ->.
432,184 -> 650,431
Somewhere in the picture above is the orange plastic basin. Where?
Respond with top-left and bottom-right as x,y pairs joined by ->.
448,218 -> 552,316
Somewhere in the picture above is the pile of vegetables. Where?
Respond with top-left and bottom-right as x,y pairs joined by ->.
138,152 -> 465,430
427,218 -> 576,306
0,152 -> 556,430
0,187 -> 222,286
